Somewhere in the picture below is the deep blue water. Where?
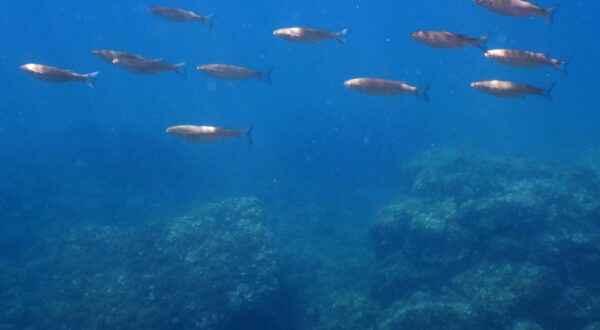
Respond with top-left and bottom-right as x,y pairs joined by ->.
2,1 -> 600,329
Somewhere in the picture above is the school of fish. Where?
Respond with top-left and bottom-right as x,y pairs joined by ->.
20,0 -> 565,144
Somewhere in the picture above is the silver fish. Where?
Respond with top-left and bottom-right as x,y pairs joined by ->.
273,27 -> 347,44
20,63 -> 98,89
112,56 -> 186,78
149,6 -> 213,28
474,0 -> 559,25
197,64 -> 272,84
484,49 -> 570,76
92,49 -> 143,64
471,80 -> 554,101
411,31 -> 490,51
344,78 -> 430,102
166,125 -> 253,144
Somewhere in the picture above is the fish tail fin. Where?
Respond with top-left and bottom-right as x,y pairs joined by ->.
204,13 -> 214,30
243,125 -> 254,145
336,28 -> 348,45
475,34 -> 491,51
175,62 -> 187,79
259,67 -> 273,85
415,83 -> 430,103
555,56 -> 571,77
541,82 -> 555,102
544,4 -> 559,25
84,72 -> 99,90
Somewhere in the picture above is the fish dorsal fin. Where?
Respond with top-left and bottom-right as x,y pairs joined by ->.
151,58 -> 164,62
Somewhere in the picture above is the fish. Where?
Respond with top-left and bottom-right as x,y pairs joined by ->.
470,80 -> 554,101
92,49 -> 143,64
197,64 -> 272,84
149,6 -> 213,29
112,56 -> 186,78
344,78 -> 430,103
20,63 -> 99,89
273,27 -> 348,44
166,125 -> 253,144
474,0 -> 559,25
411,31 -> 490,51
484,49 -> 570,76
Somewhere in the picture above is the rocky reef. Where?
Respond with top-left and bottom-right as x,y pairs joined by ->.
371,148 -> 600,329
3,149 -> 600,329
0,197 -> 278,329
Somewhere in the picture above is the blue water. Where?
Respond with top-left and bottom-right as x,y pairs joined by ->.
2,1 -> 600,329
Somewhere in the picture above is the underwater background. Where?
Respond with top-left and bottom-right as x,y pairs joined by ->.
2,0 -> 600,329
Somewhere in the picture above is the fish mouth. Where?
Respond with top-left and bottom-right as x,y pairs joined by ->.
470,82 -> 478,88
483,52 -> 491,58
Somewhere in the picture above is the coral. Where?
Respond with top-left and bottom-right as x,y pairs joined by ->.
0,197 -> 278,329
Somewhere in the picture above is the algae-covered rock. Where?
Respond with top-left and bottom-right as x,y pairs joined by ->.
402,148 -> 554,203
557,285 -> 600,328
371,197 -> 478,300
314,291 -> 379,330
510,320 -> 544,330
0,197 -> 278,329
377,292 -> 481,330
452,263 -> 560,325
371,197 -> 473,258
370,148 -> 600,327
583,323 -> 600,330
159,197 -> 278,324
